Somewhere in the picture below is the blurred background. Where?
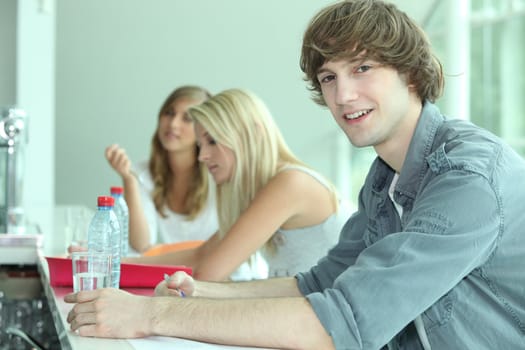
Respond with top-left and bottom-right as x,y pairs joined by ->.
1,0 -> 524,236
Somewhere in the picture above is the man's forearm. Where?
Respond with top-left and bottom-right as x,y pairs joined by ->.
149,295 -> 334,350
195,276 -> 302,299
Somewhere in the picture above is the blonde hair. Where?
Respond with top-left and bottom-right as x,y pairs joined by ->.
149,85 -> 211,219
301,0 -> 444,105
189,89 -> 329,251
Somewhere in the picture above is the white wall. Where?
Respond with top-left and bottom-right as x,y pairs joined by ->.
7,0 -> 433,217
55,0 -> 340,209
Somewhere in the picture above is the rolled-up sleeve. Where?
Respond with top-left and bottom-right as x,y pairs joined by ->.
298,171 -> 501,349
297,198 -> 369,294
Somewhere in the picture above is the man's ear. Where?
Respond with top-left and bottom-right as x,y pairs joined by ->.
406,78 -> 418,93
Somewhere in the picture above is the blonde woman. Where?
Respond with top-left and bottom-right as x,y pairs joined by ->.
105,85 -> 218,255
131,88 -> 350,281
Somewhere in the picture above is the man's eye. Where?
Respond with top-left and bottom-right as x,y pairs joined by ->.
318,74 -> 335,84
356,65 -> 371,73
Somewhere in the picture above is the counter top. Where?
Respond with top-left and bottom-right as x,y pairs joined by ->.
22,205 -> 273,349
38,254 -> 137,350
38,254 -> 272,350
0,233 -> 43,264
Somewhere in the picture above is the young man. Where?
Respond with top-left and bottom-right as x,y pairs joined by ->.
65,1 -> 525,349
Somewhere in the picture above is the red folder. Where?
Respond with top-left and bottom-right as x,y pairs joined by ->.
45,256 -> 193,288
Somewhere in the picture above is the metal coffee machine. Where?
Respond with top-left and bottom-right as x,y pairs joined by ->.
0,109 -> 59,350
0,107 -> 28,234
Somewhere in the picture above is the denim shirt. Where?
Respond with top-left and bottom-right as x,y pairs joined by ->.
296,102 -> 525,349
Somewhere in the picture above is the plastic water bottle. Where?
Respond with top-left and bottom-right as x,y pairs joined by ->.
110,186 -> 129,257
87,196 -> 121,288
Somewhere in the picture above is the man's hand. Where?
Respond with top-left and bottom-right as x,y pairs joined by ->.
155,271 -> 195,297
65,288 -> 152,338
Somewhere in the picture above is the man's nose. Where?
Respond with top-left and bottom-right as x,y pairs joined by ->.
335,77 -> 358,105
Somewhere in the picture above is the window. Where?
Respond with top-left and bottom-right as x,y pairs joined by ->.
346,1 -> 525,208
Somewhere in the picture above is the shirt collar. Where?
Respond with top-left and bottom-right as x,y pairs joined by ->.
395,101 -> 445,199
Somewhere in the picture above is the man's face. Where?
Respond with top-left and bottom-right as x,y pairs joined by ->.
316,58 -> 420,158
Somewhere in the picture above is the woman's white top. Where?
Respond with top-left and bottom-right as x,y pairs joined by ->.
133,162 -> 263,281
134,161 -> 219,246
261,165 -> 352,277
131,163 -> 349,281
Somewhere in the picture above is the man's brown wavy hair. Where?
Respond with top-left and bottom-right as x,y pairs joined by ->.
301,0 -> 444,106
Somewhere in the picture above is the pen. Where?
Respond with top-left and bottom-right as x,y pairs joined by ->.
164,273 -> 185,297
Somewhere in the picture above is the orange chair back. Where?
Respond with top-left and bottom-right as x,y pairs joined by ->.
142,240 -> 205,256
